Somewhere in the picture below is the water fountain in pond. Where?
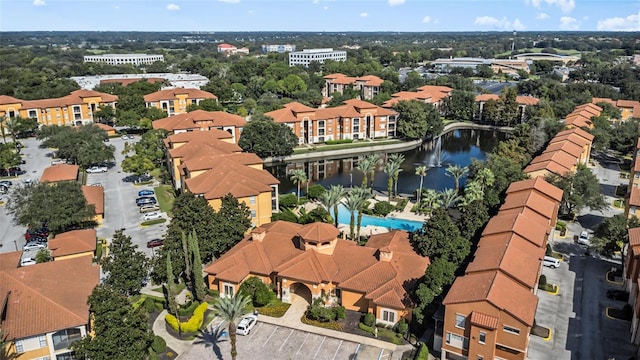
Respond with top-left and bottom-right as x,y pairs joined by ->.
427,136 -> 444,167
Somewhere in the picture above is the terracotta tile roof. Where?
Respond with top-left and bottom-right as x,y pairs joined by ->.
181,152 -> 263,174
565,114 -> 593,128
0,256 -> 99,340
18,90 -> 117,110
555,126 -> 595,142
264,102 -> 316,123
0,95 -> 23,105
506,177 -> 563,202
49,229 -> 97,258
40,164 -> 79,183
467,234 -> 542,289
571,105 -> 601,117
267,101 -> 397,123
629,228 -> 640,257
153,110 -> 245,132
482,213 -> 549,248
417,85 -> 453,94
324,74 -> 384,87
479,232 -> 546,261
93,123 -> 115,132
443,271 -> 538,326
470,311 -> 500,330
523,159 -> 573,177
629,186 -> 640,207
474,94 -> 539,106
144,88 -> 217,102
81,185 -> 104,215
343,98 -> 378,109
164,129 -> 233,148
206,224 -> 428,310
323,73 -> 346,79
356,75 -> 384,87
0,252 -> 21,271
543,141 -> 583,158
298,222 -> 340,243
531,150 -> 579,172
168,139 -> 242,159
498,207 -> 551,230
500,190 -> 557,222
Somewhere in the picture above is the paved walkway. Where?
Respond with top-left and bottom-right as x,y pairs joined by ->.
153,309 -> 194,356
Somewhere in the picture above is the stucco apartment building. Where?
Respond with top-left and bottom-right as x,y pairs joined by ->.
439,177 -> 563,360
265,99 -> 398,144
474,94 -> 540,122
205,221 -> 429,325
0,90 -> 117,127
626,138 -> 640,220
152,109 -> 246,143
144,88 -> 217,117
523,127 -> 594,179
592,97 -> 640,121
163,131 -> 279,227
217,43 -> 249,56
382,85 -> 453,110
564,102 -> 602,129
0,254 -> 99,360
322,73 -> 384,100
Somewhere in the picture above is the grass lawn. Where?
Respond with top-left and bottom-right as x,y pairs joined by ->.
613,199 -> 625,209
293,139 -> 403,155
154,184 -> 176,214
152,282 -> 186,294
252,299 -> 291,318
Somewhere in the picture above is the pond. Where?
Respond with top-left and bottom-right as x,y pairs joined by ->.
268,129 -> 507,196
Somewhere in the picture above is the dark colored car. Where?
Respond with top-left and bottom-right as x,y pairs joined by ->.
146,239 -> 164,248
607,289 -> 629,301
138,189 -> 155,197
25,227 -> 50,241
136,197 -> 157,206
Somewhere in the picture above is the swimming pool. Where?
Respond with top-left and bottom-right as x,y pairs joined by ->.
334,204 -> 425,232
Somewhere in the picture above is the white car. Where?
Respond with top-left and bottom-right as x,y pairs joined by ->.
86,166 -> 108,173
121,135 -> 129,140
20,258 -> 36,267
577,231 -> 590,245
142,211 -> 162,221
23,242 -> 46,251
236,314 -> 258,336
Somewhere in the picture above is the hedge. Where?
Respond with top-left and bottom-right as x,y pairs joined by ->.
165,302 -> 209,333
151,335 -> 166,353
141,218 -> 167,226
415,343 -> 429,360
325,139 -> 353,145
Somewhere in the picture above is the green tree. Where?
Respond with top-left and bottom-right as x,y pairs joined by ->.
351,186 -> 373,240
0,143 -> 21,173
418,189 -> 441,216
412,257 -> 457,326
439,188 -> 461,209
499,86 -> 520,125
279,74 -> 307,97
165,253 -> 179,317
187,98 -> 224,112
445,165 -> 468,192
101,229 -> 149,296
94,105 -> 116,124
591,214 -> 640,256
212,294 -> 252,360
6,181 -> 96,233
34,249 -> 51,263
364,154 -> 380,188
289,169 -> 307,202
546,165 -> 607,217
415,165 -> 428,204
0,329 -> 16,360
239,276 -> 274,307
121,129 -> 168,177
71,285 -> 153,360
413,208 -> 470,265
189,231 -> 207,302
38,125 -> 114,168
342,188 -> 368,240
393,100 -> 443,140
481,99 -> 500,123
457,200 -> 490,240
443,90 -> 476,121
383,159 -> 400,199
389,153 -> 405,197
320,185 -> 345,227
238,114 -> 299,158
356,157 -> 375,188
460,180 -> 483,207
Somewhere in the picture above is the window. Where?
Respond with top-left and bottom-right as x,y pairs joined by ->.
28,110 -> 37,118
503,325 -> 520,335
15,340 -> 24,353
455,314 -> 466,328
382,309 -> 395,323
479,331 -> 486,344
250,196 -> 256,205
445,332 -> 469,350
39,335 -> 47,347
251,210 -> 257,218
223,283 -> 234,297
52,328 -> 82,350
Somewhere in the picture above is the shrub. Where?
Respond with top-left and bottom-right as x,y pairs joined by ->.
373,201 -> 395,216
207,289 -> 220,298
178,301 -> 199,317
415,343 -> 429,360
394,198 -> 408,211
539,275 -> 547,286
555,221 -> 567,231
144,297 -> 156,313
325,139 -> 353,145
279,194 -> 298,208
141,218 -> 167,226
148,349 -> 159,360
299,206 -> 332,224
396,319 -> 408,335
165,313 -> 180,331
239,277 -> 275,307
363,312 -> 376,327
545,244 -> 552,256
358,322 -> 375,334
306,184 -> 326,200
272,208 -> 299,222
180,302 -> 208,333
334,306 -> 346,320
257,304 -> 291,318
151,335 -> 167,353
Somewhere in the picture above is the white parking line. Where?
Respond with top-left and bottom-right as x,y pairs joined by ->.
246,323 -> 262,340
313,336 -> 326,359
278,329 -> 294,352
331,340 -> 343,360
263,325 -> 279,346
296,333 -> 310,355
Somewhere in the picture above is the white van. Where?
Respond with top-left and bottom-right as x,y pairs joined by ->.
543,256 -> 560,268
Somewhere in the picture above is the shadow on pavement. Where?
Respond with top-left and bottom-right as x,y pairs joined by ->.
193,327 -> 225,360
575,214 -> 605,230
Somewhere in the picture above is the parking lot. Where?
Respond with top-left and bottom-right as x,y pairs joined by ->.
182,321 -> 392,360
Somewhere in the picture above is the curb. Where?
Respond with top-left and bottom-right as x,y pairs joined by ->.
543,327 -> 553,341
605,270 -> 624,285
605,307 -> 631,322
545,284 -> 559,296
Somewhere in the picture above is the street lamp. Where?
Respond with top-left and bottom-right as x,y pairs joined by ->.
349,173 -> 353,189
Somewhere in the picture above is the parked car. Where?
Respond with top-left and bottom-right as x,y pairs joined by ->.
577,231 -> 590,245
86,166 -> 108,173
0,185 -> 7,194
146,238 -> 164,248
139,204 -> 160,213
20,258 -> 36,267
128,134 -> 134,139
23,242 -> 46,251
25,228 -> 49,240
121,135 -> 128,140
543,256 -> 560,268
136,197 -> 157,206
51,158 -> 66,165
0,180 -> 13,187
138,189 -> 155,197
142,211 -> 162,221
236,314 -> 258,336
607,289 -> 629,301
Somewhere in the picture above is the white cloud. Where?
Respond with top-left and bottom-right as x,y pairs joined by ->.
219,0 -> 240,3
527,0 -> 575,14
536,12 -> 549,20
167,3 -> 180,10
597,13 -> 640,31
559,16 -> 580,30
422,16 -> 432,24
312,0 -> 320,3
33,0 -> 46,6
388,0 -> 405,6
323,6 -> 328,10
360,12 -> 368,17
474,16 -> 525,30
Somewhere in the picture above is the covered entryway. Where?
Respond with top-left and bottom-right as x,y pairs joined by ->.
290,282 -> 313,304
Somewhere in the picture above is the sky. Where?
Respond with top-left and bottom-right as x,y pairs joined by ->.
2,0 -> 639,32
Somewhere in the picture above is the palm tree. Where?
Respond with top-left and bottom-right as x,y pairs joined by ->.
342,189 -> 368,240
3,117 -> 19,148
445,165 -> 469,192
356,157 -> 374,188
351,187 -> 373,239
289,169 -> 307,202
419,189 -> 441,216
0,329 -> 16,360
212,294 -> 252,360
365,154 -> 380,188
326,185 -> 345,227
474,167 -> 495,192
389,154 -> 405,198
383,160 -> 400,199
461,180 -> 484,207
440,188 -> 461,209
415,165 -> 428,204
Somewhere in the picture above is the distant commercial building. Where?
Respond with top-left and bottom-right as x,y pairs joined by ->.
289,48 -> 347,67
432,57 -> 529,76
83,54 -> 164,66
70,73 -> 210,91
513,52 -> 579,65
217,43 -> 249,56
261,44 -> 296,53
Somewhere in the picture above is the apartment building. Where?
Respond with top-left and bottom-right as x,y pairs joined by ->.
382,85 -> 453,110
592,97 -> 640,121
144,88 -> 217,116
163,131 -> 279,227
152,109 -> 246,143
262,44 -> 296,53
474,94 -> 540,122
624,227 -> 640,350
626,138 -> 640,219
288,48 -> 347,67
0,254 -> 99,360
0,90 -> 117,126
205,222 -> 429,324
322,73 -> 384,100
564,103 -> 602,129
524,126 -> 594,178
265,99 -> 398,144
217,43 -> 249,56
83,53 -> 164,66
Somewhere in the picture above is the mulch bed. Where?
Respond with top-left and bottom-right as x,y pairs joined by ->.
531,325 -> 550,338
608,308 -> 632,321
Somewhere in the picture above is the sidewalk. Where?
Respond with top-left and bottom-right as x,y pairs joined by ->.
152,310 -> 194,356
